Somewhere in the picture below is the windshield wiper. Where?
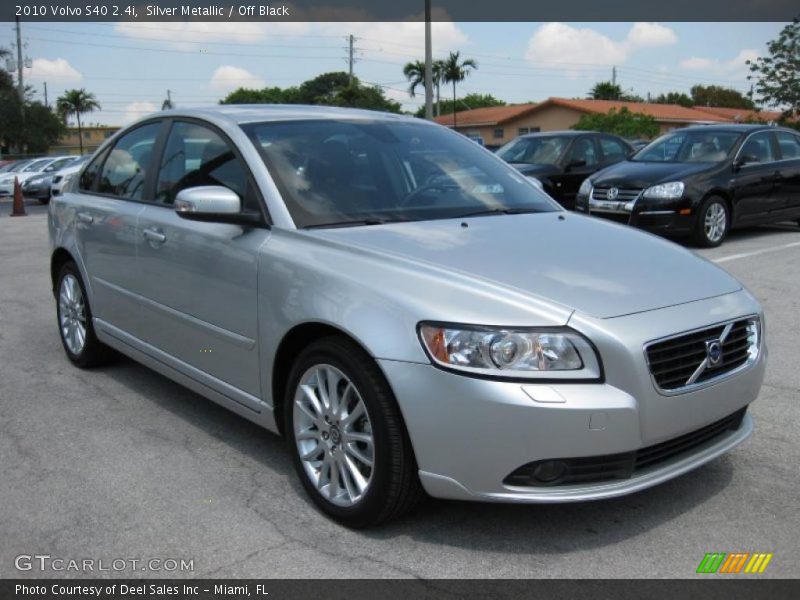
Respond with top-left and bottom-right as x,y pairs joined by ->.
304,217 -> 413,229
453,207 -> 543,219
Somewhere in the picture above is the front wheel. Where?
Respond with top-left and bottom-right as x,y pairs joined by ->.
693,196 -> 729,247
284,336 -> 423,528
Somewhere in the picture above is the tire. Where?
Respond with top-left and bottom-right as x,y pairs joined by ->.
693,196 -> 730,247
56,262 -> 115,368
284,336 -> 424,528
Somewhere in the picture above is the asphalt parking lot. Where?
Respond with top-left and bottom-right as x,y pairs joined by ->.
1,214 -> 798,579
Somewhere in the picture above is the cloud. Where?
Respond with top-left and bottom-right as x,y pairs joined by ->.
679,57 -> 715,70
210,65 -> 266,91
525,22 -> 677,67
24,58 -> 82,83
626,22 -> 678,47
123,101 -> 158,124
678,49 -> 759,75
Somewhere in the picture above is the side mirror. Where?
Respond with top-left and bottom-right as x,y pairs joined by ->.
565,159 -> 587,170
174,186 -> 260,225
733,154 -> 759,171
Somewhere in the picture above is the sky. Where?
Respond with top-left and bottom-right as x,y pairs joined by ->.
0,21 -> 785,126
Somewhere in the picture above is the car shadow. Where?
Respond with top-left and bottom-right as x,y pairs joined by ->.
99,354 -> 735,553
671,221 -> 800,248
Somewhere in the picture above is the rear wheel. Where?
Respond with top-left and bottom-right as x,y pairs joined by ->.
693,196 -> 729,247
284,336 -> 423,528
56,262 -> 114,368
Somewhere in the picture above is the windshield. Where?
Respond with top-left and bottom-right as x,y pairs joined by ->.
495,136 -> 569,165
633,131 -> 741,163
22,159 -> 53,172
242,119 -> 559,228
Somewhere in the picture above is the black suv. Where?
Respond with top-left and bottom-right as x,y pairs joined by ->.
576,124 -> 800,246
496,131 -> 634,210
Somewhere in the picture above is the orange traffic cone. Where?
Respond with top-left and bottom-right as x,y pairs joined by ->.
10,176 -> 26,217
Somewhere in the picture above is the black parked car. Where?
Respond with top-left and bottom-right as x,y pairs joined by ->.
576,125 -> 800,247
496,131 -> 634,209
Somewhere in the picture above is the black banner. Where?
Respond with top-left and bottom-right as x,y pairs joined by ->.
2,580 -> 800,600
2,0 -> 799,22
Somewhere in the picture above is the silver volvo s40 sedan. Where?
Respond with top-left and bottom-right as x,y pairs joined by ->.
49,106 -> 766,527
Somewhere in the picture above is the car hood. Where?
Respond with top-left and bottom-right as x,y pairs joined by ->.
592,161 -> 713,188
508,163 -> 559,177
307,213 -> 741,319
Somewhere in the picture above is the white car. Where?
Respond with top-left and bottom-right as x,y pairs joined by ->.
50,156 -> 90,198
0,156 -> 74,196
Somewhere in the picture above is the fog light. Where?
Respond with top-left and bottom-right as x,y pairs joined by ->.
532,460 -> 568,483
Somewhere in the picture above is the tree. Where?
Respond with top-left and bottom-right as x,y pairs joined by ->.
572,107 -> 659,139
56,89 -> 101,154
440,51 -> 478,127
414,92 -> 505,118
690,84 -> 754,109
218,73 -> 401,113
589,81 -> 623,100
0,51 -> 64,156
403,59 -> 444,116
652,91 -> 694,107
747,19 -> 800,121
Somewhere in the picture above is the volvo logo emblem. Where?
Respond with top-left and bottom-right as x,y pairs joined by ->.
706,340 -> 723,367
606,187 -> 619,200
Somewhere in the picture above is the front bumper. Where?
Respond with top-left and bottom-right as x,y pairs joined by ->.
380,290 -> 765,503
575,194 -> 695,235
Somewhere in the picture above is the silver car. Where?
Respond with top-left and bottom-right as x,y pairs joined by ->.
49,106 -> 766,527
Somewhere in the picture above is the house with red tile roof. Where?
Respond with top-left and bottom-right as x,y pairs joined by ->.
433,97 -> 783,148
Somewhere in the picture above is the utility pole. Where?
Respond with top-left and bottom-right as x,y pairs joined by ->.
612,65 -> 617,86
424,0 -> 433,120
14,16 -> 25,154
348,34 -> 355,86
43,81 -> 48,107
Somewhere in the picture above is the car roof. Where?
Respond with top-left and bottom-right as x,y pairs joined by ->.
520,130 -> 590,138
155,104 -> 419,125
673,124 -> 780,134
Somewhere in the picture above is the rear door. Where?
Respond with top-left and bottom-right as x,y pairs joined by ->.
774,131 -> 800,214
731,131 -> 781,222
135,119 -> 270,401
73,120 -> 164,339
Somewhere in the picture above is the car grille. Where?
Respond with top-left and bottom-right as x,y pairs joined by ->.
645,318 -> 759,392
503,407 -> 747,487
590,186 -> 642,201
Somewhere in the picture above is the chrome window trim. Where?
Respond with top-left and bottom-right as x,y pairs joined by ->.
643,314 -> 761,397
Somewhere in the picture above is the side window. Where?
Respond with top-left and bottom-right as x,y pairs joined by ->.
739,132 -> 775,164
155,121 -> 250,208
569,137 -> 599,167
600,136 -> 628,163
97,122 -> 161,200
79,149 -> 109,191
776,132 -> 800,160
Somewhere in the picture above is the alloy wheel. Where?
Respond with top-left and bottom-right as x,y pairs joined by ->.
292,364 -> 375,507
58,273 -> 87,356
704,202 -> 727,243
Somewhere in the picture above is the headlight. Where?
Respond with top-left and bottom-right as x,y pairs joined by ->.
578,178 -> 592,197
643,181 -> 684,199
418,323 -> 602,380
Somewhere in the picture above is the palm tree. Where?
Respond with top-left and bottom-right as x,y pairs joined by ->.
56,89 -> 101,154
403,59 -> 445,116
441,52 -> 478,128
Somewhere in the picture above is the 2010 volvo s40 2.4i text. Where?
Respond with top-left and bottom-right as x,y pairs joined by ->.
49,106 -> 766,527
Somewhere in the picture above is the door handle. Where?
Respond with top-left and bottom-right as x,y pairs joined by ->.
77,212 -> 93,224
143,228 -> 167,244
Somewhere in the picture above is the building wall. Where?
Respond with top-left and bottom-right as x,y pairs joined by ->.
456,105 -> 692,147
51,126 -> 120,155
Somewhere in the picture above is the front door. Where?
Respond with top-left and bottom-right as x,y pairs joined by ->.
135,120 -> 269,400
732,131 -> 781,223
558,136 -> 601,209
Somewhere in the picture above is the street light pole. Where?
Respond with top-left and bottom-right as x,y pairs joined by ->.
424,0 -> 433,120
